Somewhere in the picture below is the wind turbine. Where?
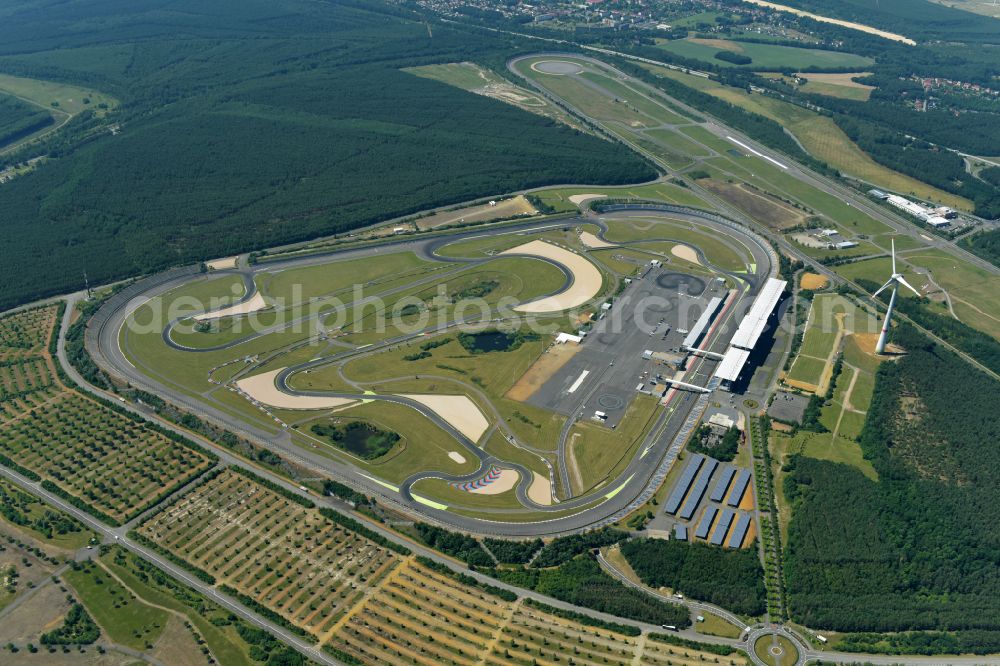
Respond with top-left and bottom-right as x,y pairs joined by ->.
873,239 -> 919,354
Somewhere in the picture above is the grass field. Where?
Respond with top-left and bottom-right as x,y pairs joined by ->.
696,611 -> 744,638
655,37 -> 873,70
531,182 -> 708,213
66,560 -> 169,650
413,196 -> 538,231
102,546 -> 258,664
602,216 -> 752,271
903,249 -> 1000,339
302,400 -> 479,482
342,330 -> 548,398
760,72 -> 874,101
259,251 -> 435,303
138,469 -> 403,642
568,395 -> 660,494
0,73 -> 117,118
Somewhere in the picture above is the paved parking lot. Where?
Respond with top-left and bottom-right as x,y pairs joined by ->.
529,268 -> 727,428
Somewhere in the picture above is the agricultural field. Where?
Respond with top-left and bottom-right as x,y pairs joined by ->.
137,469 -> 404,641
784,293 -> 876,393
0,306 -> 214,525
654,37 -> 873,71
325,558 -> 744,666
3,392 -> 214,524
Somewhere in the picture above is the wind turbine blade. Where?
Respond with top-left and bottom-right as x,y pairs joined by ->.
891,238 -> 896,275
872,278 -> 895,298
897,276 -> 920,296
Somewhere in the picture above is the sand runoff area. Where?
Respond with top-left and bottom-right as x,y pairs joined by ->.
528,472 -> 552,506
469,469 -> 520,495
193,292 -> 267,321
206,256 -> 238,270
236,369 -> 356,410
580,231 -> 616,249
502,240 -> 603,313
400,394 -> 489,443
448,451 -> 467,464
568,193 -> 607,210
671,244 -> 701,265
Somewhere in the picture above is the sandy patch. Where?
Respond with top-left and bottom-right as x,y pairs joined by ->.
798,72 -> 874,90
690,37 -> 744,53
771,420 -> 794,433
671,244 -> 701,265
206,256 -> 238,270
400,393 -> 489,443
506,341 -> 582,402
801,272 -> 829,290
468,468 -> 519,495
415,195 -> 537,231
569,193 -> 608,207
448,451 -> 467,464
738,483 -> 756,510
783,378 -> 819,393
580,231 -> 616,248
502,240 -> 603,313
0,583 -> 71,645
194,292 -> 267,321
237,369 -> 356,410
740,0 -> 915,44
528,472 -> 552,506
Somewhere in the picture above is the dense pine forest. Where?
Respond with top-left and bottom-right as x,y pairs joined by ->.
0,0 -> 654,310
784,325 -> 1000,650
621,538 -> 766,616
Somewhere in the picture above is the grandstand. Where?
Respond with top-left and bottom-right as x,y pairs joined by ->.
713,277 -> 786,389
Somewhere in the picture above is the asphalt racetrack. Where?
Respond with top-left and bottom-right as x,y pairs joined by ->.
89,207 -> 774,536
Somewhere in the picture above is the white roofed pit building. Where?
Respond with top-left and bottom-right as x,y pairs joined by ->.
713,277 -> 787,390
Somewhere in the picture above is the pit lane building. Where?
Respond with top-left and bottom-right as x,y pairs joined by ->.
713,277 -> 787,389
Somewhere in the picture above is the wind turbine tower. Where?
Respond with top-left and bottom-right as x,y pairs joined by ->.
873,239 -> 919,354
